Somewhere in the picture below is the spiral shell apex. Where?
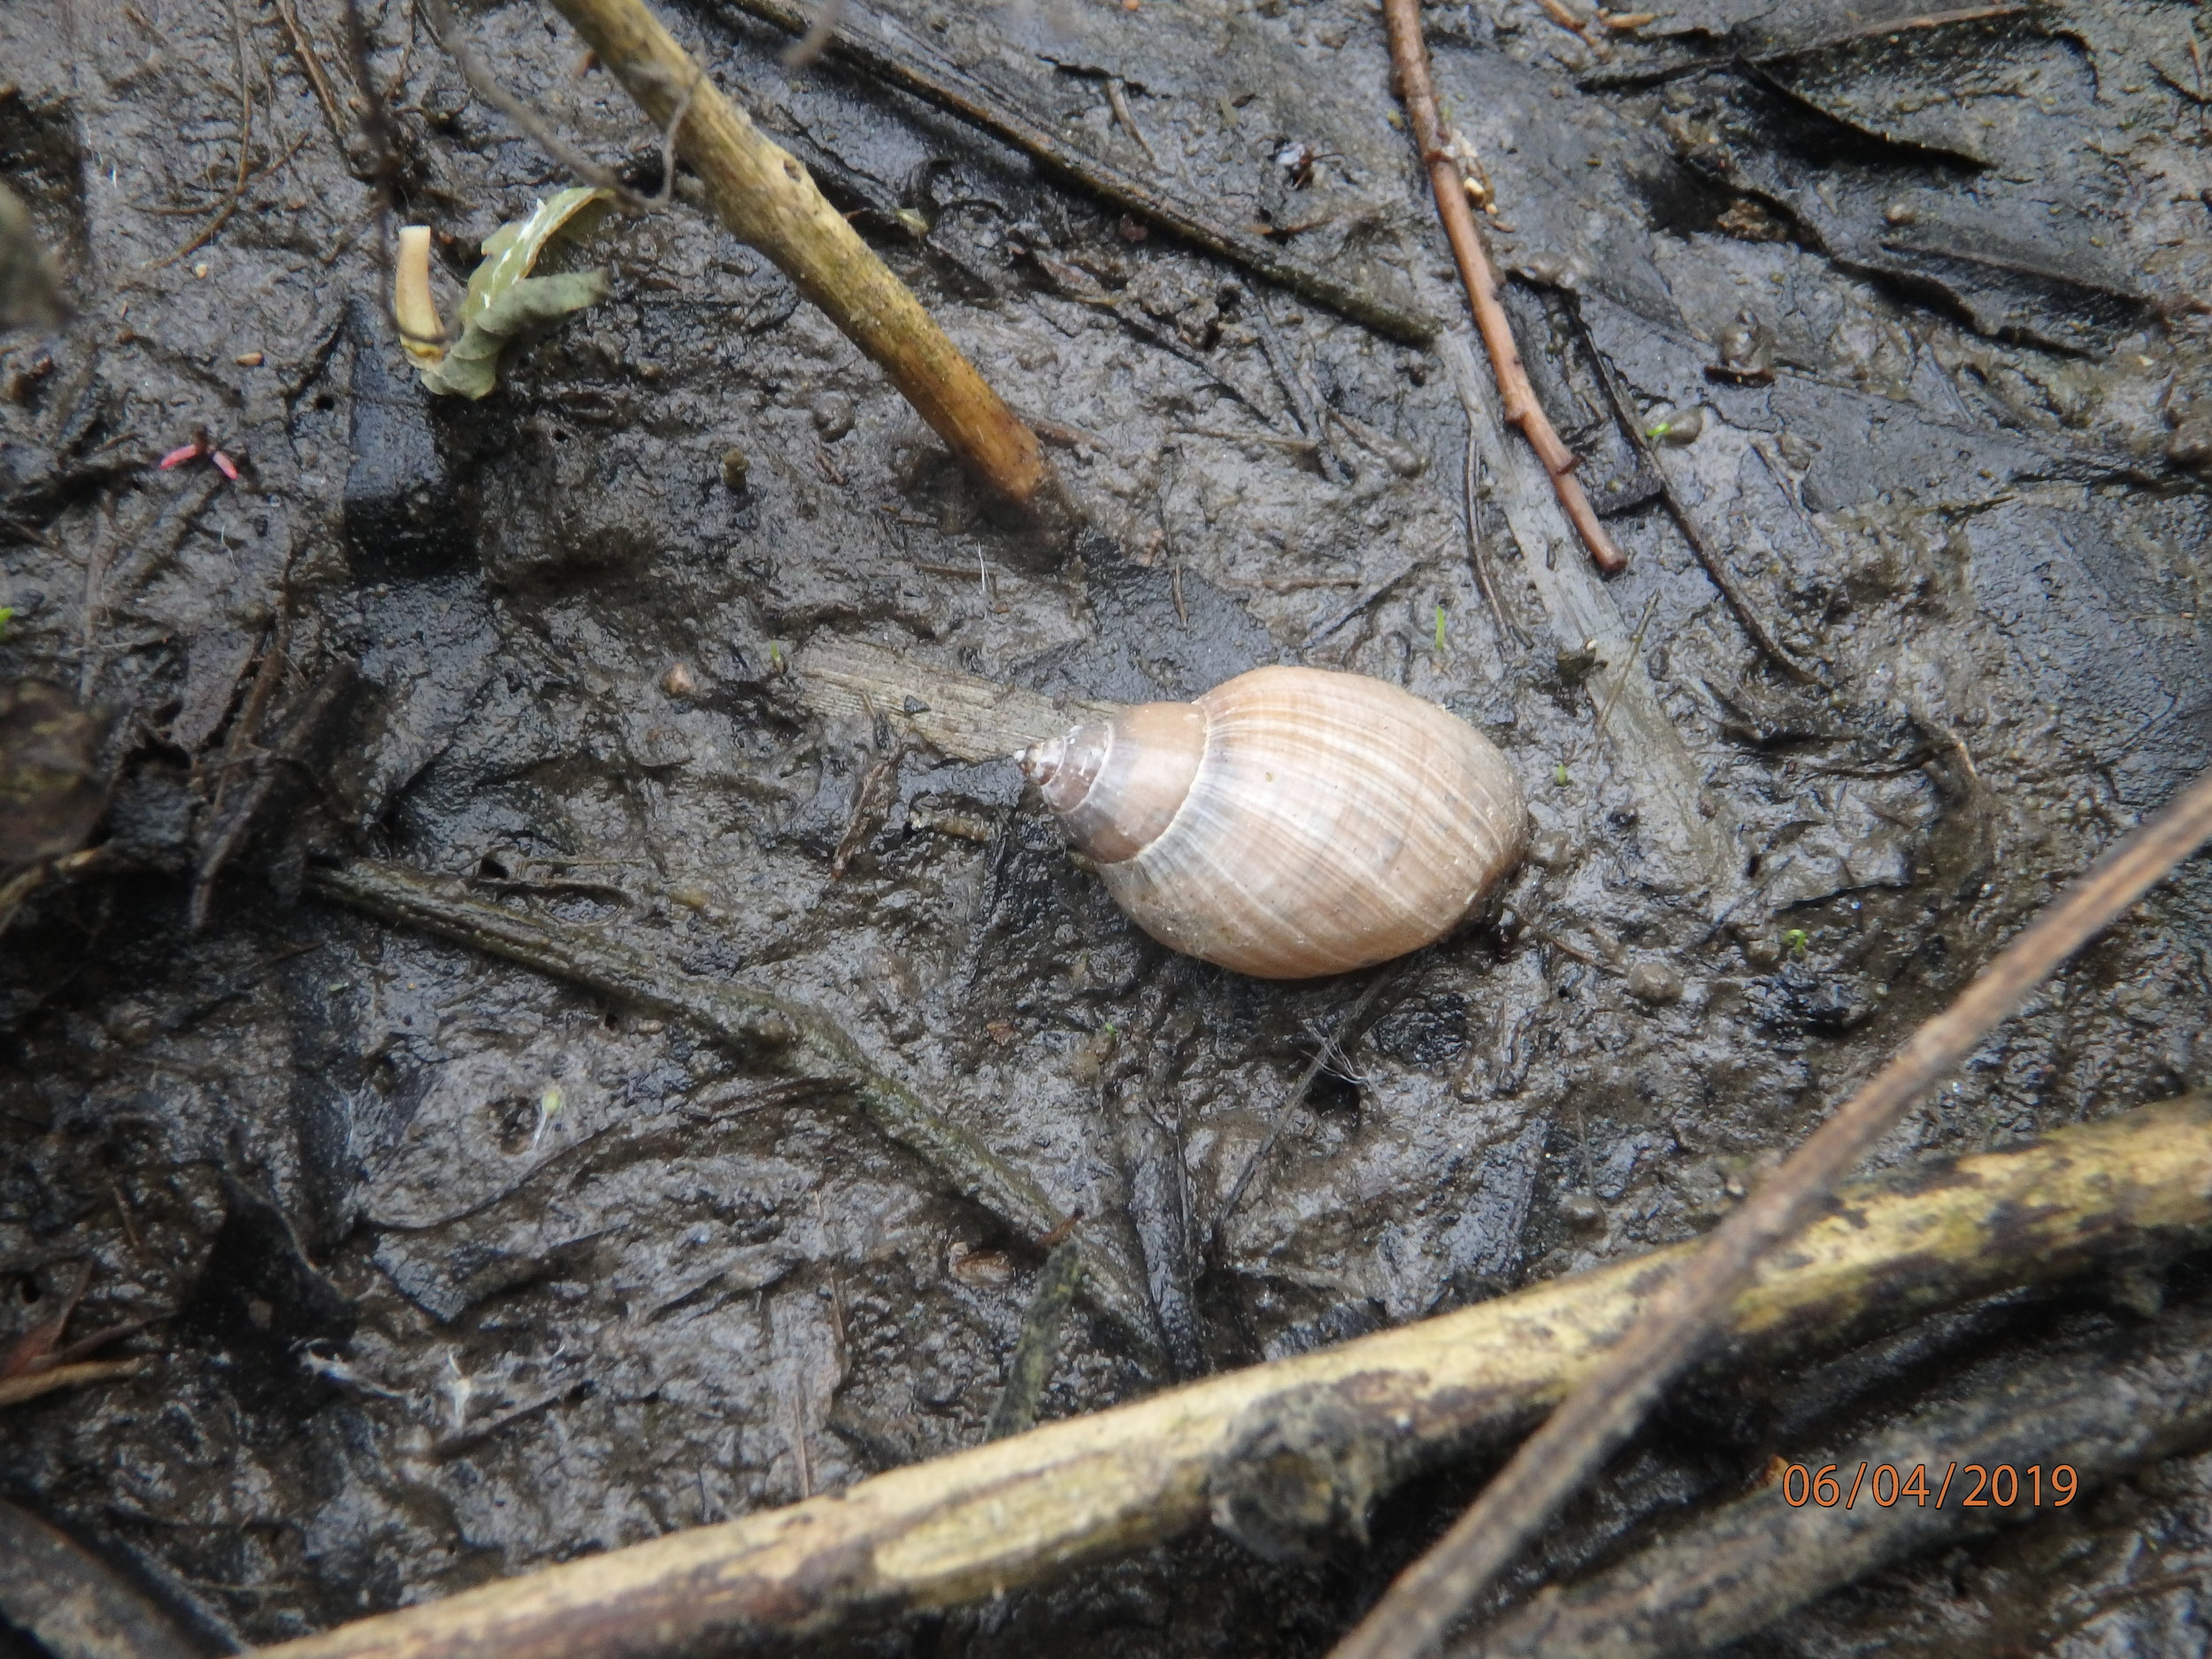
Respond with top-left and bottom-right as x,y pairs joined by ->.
1021,665 -> 1527,979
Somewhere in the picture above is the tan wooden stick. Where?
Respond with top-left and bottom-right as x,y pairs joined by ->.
541,0 -> 1074,531
254,1098 -> 2212,1659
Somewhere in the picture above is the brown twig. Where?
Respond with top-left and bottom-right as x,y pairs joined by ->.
1462,428 -> 1526,650
269,0 -> 354,161
778,0 -> 842,67
1327,763 -> 2212,1659
247,1097 -> 2212,1659
1383,0 -> 1625,574
419,0 -> 651,209
143,0 -> 257,270
1455,1298 -> 2212,1659
542,0 -> 1072,529
708,0 -> 1436,344
1568,297 -> 1817,681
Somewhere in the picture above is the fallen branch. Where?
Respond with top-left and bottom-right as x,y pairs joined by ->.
250,1096 -> 2212,1659
1383,0 -> 1625,574
305,857 -> 1159,1356
710,0 -> 1438,345
1459,1297 -> 2212,1658
540,0 -> 1074,531
1328,764 -> 2212,1659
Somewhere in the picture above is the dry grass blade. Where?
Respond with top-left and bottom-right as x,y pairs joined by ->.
1327,762 -> 2212,1659
1382,0 -> 1624,574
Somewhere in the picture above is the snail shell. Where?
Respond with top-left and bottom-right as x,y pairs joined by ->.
1020,665 -> 1526,979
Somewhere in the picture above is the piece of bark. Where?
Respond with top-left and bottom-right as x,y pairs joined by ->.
794,639 -> 1118,763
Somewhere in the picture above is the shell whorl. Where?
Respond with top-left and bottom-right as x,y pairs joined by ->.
1028,665 -> 1527,979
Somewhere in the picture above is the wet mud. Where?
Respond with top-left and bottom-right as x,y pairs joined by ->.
3,0 -> 2210,1651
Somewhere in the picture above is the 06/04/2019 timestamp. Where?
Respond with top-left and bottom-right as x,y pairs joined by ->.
1772,1462 -> 2077,1510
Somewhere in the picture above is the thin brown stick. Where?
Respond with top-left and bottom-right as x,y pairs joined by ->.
1568,296 -> 1817,681
246,1097 -> 2212,1659
710,0 -> 1436,344
269,0 -> 352,159
419,0 -> 649,209
779,0 -> 843,69
539,0 -> 1072,528
1383,0 -> 1624,574
144,0 -> 257,270
1462,428 -> 1525,651
1327,763 -> 2212,1659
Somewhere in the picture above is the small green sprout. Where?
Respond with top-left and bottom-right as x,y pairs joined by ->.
1434,603 -> 1448,653
529,1085 -> 565,1153
1555,760 -> 1571,787
0,606 -> 14,639
1783,927 -> 1810,956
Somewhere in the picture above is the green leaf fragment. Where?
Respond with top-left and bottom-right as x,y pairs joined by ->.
419,187 -> 614,399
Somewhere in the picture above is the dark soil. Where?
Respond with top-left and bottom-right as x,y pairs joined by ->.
3,0 -> 2210,1652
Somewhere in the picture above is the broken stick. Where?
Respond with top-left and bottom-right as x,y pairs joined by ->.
1383,0 -> 1625,574
541,0 -> 1075,533
251,1097 -> 2212,1659
1328,763 -> 2212,1659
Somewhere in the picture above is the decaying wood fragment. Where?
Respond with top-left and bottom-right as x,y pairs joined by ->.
794,639 -> 1118,763
254,1097 -> 2212,1659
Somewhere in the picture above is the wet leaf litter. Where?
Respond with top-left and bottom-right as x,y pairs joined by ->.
2,2 -> 2210,1659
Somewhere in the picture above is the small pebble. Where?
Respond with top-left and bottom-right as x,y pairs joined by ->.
1525,829 -> 1575,869
1559,1191 -> 1606,1230
811,391 -> 855,442
1624,961 -> 1684,1005
669,885 -> 712,910
191,261 -> 210,279
719,446 -> 749,491
1647,404 -> 1703,446
661,661 -> 699,698
1740,933 -> 1783,970
947,1243 -> 1015,1288
234,350 -> 264,367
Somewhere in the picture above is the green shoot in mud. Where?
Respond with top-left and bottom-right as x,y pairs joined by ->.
400,188 -> 614,399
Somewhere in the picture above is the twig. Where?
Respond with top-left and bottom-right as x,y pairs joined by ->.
1569,297 -> 1817,682
707,0 -> 1437,344
1209,975 -> 1393,1252
779,0 -> 842,68
1104,77 -> 1158,168
1462,429 -> 1525,650
250,1097 -> 2212,1659
1578,3 -> 2028,90
269,0 -> 354,161
1456,1299 -> 2212,1658
543,0 -> 1073,529
1251,290 -> 1348,483
985,1240 -> 1085,1440
143,0 -> 256,270
1383,0 -> 1624,575
305,856 -> 1159,1354
0,1358 -> 150,1411
419,0 -> 649,209
1326,763 -> 2212,1659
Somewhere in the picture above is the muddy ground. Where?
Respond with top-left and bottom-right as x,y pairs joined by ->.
3,0 -> 2210,1651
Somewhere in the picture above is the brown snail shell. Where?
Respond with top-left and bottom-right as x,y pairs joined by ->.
1020,665 -> 1527,979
